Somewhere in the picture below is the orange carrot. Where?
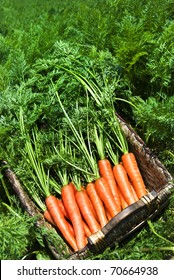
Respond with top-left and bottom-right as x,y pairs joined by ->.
45,195 -> 78,251
106,140 -> 137,206
93,127 -> 121,212
113,163 -> 138,205
86,182 -> 108,228
95,177 -> 120,218
81,186 -> 99,221
75,189 -> 101,234
44,208 -> 75,236
98,159 -> 121,212
122,152 -> 147,199
61,183 -> 86,250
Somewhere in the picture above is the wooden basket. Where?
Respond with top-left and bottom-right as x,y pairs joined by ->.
2,116 -> 173,260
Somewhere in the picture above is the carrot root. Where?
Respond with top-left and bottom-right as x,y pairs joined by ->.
86,182 -> 108,228
113,163 -> 138,205
95,177 -> 120,218
45,195 -> 78,251
122,152 -> 147,199
62,184 -> 87,250
98,159 -> 121,211
75,189 -> 101,234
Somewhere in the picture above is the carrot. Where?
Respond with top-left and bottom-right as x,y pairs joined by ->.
45,207 -> 75,236
45,195 -> 78,251
106,140 -> 138,206
86,182 -> 108,228
81,186 -> 99,221
54,135 -> 87,251
113,163 -> 138,205
56,200 -> 75,236
98,159 -> 121,211
122,152 -> 147,199
23,181 -> 76,235
48,198 -> 76,236
75,188 -> 101,234
93,127 -> 121,211
95,177 -> 120,218
61,183 -> 87,250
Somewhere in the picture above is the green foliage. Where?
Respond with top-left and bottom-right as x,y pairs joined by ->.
0,198 -> 36,259
130,95 -> 174,172
1,0 -> 174,95
146,20 -> 174,95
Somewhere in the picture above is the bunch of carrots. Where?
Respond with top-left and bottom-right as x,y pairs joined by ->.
19,70 -> 148,253
20,111 -> 147,252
